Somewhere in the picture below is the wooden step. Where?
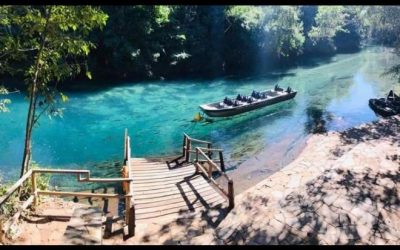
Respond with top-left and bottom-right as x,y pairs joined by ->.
132,171 -> 196,181
62,207 -> 103,245
135,198 -> 225,221
132,181 -> 214,197
130,166 -> 194,175
131,175 -> 198,185
132,176 -> 207,192
135,192 -> 225,210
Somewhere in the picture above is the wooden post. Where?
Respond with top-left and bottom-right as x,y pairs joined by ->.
31,172 -> 38,207
208,162 -> 213,178
228,180 -> 234,209
195,148 -> 199,173
207,143 -> 212,159
185,137 -> 190,162
128,203 -> 135,237
104,215 -> 113,238
182,134 -> 186,157
219,151 -> 225,172
125,195 -> 131,230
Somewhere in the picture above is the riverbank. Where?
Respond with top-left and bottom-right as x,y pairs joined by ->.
3,115 -> 399,245
214,115 -> 400,244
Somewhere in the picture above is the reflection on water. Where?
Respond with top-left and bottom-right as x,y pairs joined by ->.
0,46 -> 399,190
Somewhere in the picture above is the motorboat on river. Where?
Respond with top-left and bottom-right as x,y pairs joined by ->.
199,85 -> 297,117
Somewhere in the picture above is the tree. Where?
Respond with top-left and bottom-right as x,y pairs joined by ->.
308,6 -> 348,54
0,5 -> 108,177
262,6 -> 305,59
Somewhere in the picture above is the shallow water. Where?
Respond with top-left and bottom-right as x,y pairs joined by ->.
0,46 -> 399,190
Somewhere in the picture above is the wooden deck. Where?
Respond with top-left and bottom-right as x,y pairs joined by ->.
130,157 -> 228,223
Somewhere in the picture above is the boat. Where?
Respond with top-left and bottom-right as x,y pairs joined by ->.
368,90 -> 400,117
199,85 -> 297,117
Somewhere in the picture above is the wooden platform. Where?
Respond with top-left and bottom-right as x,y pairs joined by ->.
130,158 -> 228,223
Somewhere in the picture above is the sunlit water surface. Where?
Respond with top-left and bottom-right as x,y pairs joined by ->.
0,46 -> 399,191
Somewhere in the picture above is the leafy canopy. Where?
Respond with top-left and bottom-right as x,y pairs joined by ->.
0,5 -> 108,117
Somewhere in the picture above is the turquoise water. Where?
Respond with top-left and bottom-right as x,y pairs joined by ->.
0,46 -> 399,189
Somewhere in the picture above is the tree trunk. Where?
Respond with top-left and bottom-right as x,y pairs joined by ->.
19,7 -> 52,178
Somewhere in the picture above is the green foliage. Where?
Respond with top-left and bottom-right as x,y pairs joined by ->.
0,86 -> 10,112
1,5 -> 399,82
263,6 -> 305,58
0,185 -> 18,218
154,5 -> 171,25
226,5 -> 264,30
309,6 -> 348,44
0,5 -> 107,119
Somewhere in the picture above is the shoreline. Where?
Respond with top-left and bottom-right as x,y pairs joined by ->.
214,115 -> 400,245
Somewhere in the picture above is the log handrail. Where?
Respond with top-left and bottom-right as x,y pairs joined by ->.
1,131 -> 136,239
0,169 -> 33,206
32,169 -> 133,183
194,147 -> 234,209
183,133 -> 211,145
195,147 -> 224,152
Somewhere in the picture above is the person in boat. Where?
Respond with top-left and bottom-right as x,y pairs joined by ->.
274,84 -> 279,91
248,97 -> 254,103
236,94 -> 243,101
387,90 -> 394,101
386,90 -> 400,102
224,97 -> 233,106
252,91 -> 261,99
286,87 -> 292,94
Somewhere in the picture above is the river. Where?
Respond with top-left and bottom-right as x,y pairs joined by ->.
0,46 -> 398,192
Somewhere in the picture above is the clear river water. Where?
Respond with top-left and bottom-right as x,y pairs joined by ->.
0,46 -> 399,192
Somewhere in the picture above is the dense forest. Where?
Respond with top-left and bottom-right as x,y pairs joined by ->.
1,5 -> 400,84
85,5 -> 400,82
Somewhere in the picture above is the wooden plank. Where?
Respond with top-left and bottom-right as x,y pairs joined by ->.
37,191 -> 124,199
130,165 -> 193,173
130,167 -> 195,177
131,176 -> 199,185
135,195 -> 225,215
132,171 -> 197,181
33,169 -> 89,174
133,188 -> 220,205
135,199 -> 225,221
132,184 -> 216,199
133,183 -> 213,197
135,192 -> 224,210
133,182 -> 214,196
130,164 -> 168,169
131,176 -> 205,190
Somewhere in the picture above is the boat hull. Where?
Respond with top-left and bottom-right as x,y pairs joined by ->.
200,91 -> 297,117
368,98 -> 399,117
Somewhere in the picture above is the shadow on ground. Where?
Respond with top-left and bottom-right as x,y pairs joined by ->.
214,116 -> 400,245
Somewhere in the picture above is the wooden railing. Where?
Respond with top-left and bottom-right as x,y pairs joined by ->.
194,147 -> 234,209
167,133 -> 226,171
0,168 -> 133,238
0,130 -> 136,239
